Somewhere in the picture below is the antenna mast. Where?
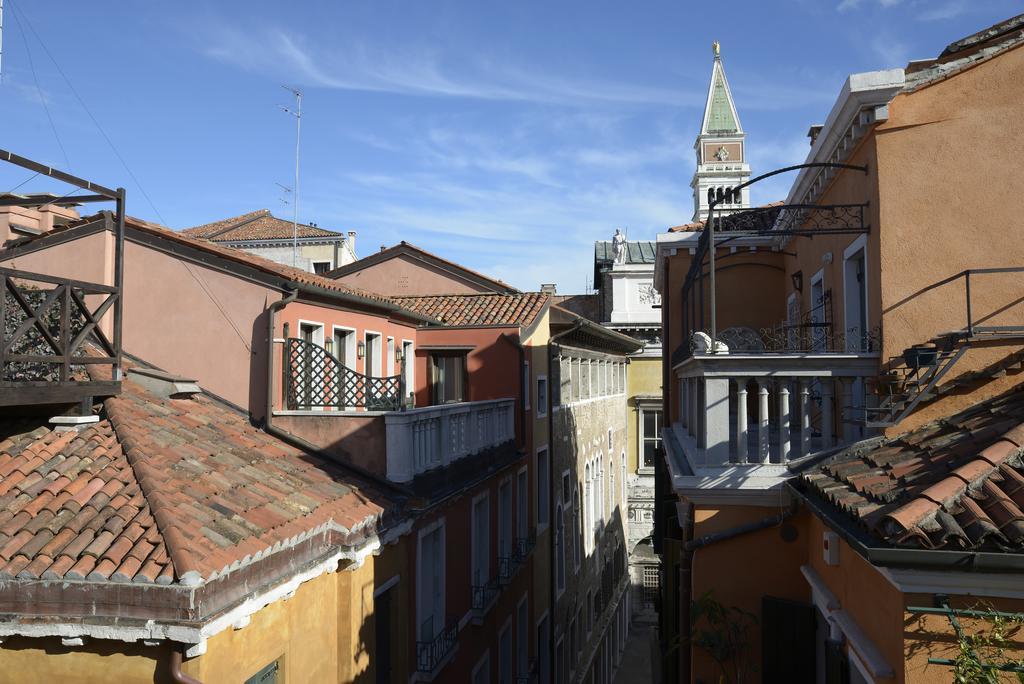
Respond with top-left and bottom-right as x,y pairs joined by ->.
279,86 -> 302,267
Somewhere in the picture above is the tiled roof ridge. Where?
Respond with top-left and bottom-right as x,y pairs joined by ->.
101,398 -> 196,584
881,422 -> 1024,544
182,209 -> 270,237
204,210 -> 269,240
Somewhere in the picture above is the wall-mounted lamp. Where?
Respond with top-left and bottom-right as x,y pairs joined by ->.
395,347 -> 403,362
325,337 -> 334,354
791,270 -> 804,293
357,340 -> 366,359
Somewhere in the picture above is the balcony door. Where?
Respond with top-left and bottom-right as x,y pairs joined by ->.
499,480 -> 512,561
297,322 -> 324,408
517,468 -> 528,543
843,242 -> 868,353
430,351 -> 468,405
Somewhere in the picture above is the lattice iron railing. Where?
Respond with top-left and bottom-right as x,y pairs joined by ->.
415,617 -> 458,673
1,268 -> 120,384
284,337 -> 401,410
713,202 -> 867,235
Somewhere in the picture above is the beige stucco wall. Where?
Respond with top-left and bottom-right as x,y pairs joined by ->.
334,253 -> 496,296
626,357 -> 662,473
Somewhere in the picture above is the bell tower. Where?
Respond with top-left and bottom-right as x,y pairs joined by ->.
691,42 -> 750,222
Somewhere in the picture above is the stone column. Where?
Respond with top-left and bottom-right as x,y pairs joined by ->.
839,377 -> 853,444
821,379 -> 834,449
778,380 -> 791,463
800,380 -> 812,458
734,378 -> 748,463
704,377 -> 731,465
757,379 -> 770,463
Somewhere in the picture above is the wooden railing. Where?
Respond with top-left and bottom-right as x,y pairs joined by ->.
0,267 -> 120,404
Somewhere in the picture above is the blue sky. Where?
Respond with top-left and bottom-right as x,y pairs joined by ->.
1,0 -> 1017,292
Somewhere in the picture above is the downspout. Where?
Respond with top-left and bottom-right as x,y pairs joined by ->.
263,288 -> 412,499
169,646 -> 203,684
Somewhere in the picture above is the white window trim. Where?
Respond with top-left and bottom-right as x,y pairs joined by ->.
310,259 -> 333,274
297,319 -> 325,345
472,649 -> 491,684
471,490 -> 491,588
499,477 -> 513,559
524,360 -> 531,410
536,446 -> 550,533
516,594 -> 530,678
401,339 -> 415,404
363,330 -> 383,378
386,336 -> 396,376
330,325 -> 358,367
416,517 -> 446,643
517,465 -> 529,541
842,233 -> 869,348
536,374 -> 548,418
373,574 -> 400,598
555,502 -> 566,599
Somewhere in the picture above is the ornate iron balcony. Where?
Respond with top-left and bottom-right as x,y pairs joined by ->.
415,617 -> 458,674
283,337 -> 401,410
471,579 -> 501,611
498,555 -> 518,583
513,531 -> 537,562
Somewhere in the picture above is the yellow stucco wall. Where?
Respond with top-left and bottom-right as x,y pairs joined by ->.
626,356 -> 662,473
0,638 -> 173,684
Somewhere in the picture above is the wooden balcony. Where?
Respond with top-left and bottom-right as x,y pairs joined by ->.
0,267 -> 120,408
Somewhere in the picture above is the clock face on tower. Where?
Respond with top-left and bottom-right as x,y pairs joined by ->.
714,145 -> 730,161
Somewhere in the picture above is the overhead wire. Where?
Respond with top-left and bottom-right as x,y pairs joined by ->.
8,8 -> 70,171
6,0 -> 167,226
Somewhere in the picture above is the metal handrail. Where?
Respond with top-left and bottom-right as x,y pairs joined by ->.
415,617 -> 458,673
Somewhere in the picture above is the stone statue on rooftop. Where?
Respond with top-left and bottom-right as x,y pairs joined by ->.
612,228 -> 627,264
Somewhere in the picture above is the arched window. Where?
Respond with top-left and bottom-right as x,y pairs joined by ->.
609,458 -> 615,513
621,453 -> 627,506
584,463 -> 592,549
716,187 -> 724,203
707,187 -> 715,205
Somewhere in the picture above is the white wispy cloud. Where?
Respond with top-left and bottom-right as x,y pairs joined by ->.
918,0 -> 969,21
199,24 -> 693,107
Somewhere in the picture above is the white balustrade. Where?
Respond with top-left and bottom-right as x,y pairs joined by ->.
674,363 -> 876,467
385,399 -> 516,483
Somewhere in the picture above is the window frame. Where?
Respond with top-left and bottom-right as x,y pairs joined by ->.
416,518 -> 446,645
537,446 -> 550,532
536,374 -> 548,418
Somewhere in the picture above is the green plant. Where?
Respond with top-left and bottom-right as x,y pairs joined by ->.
948,604 -> 1024,684
690,591 -> 758,684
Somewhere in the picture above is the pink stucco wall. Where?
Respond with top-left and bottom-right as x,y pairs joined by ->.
334,253 -> 496,296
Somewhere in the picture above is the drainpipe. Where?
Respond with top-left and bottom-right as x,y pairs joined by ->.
169,646 -> 203,684
684,505 -> 796,552
262,288 -> 412,499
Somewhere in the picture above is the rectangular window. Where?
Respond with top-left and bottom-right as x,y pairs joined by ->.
472,494 -> 490,588
472,652 -> 491,684
375,586 -> 394,684
365,332 -> 381,377
517,468 -> 528,542
430,351 -> 467,405
499,480 -> 513,560
417,521 -> 445,645
499,621 -> 513,684
386,337 -> 395,376
245,659 -> 281,684
641,409 -> 662,470
402,340 -> 414,406
311,260 -> 332,275
523,361 -> 531,410
536,376 -> 548,418
537,448 -> 550,528
517,597 -> 529,678
555,505 -> 565,595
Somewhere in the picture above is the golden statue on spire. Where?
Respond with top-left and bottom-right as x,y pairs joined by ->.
713,41 -> 721,57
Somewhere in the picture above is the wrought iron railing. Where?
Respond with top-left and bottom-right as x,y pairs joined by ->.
471,579 -> 501,611
498,555 -> 518,583
513,531 -> 537,562
283,337 -> 401,410
687,324 -> 882,356
415,616 -> 458,673
1,268 -> 120,385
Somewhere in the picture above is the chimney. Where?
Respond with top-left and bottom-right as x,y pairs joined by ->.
541,283 -> 557,295
807,124 -> 824,147
128,367 -> 202,400
347,231 -> 357,256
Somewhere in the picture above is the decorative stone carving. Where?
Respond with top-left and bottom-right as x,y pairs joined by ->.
691,331 -> 729,355
638,283 -> 661,306
612,229 -> 627,264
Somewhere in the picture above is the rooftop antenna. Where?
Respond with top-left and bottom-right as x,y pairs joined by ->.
278,86 -> 302,267
276,182 -> 292,207
1,0 -> 5,84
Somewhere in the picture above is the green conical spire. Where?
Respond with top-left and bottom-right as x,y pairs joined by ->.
701,44 -> 741,134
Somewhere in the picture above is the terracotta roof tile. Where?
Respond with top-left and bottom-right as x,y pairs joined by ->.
804,385 -> 1024,551
182,209 -> 344,242
391,292 -> 549,327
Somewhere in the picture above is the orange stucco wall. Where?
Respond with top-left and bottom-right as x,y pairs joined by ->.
334,253 -> 496,296
688,505 -> 809,681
